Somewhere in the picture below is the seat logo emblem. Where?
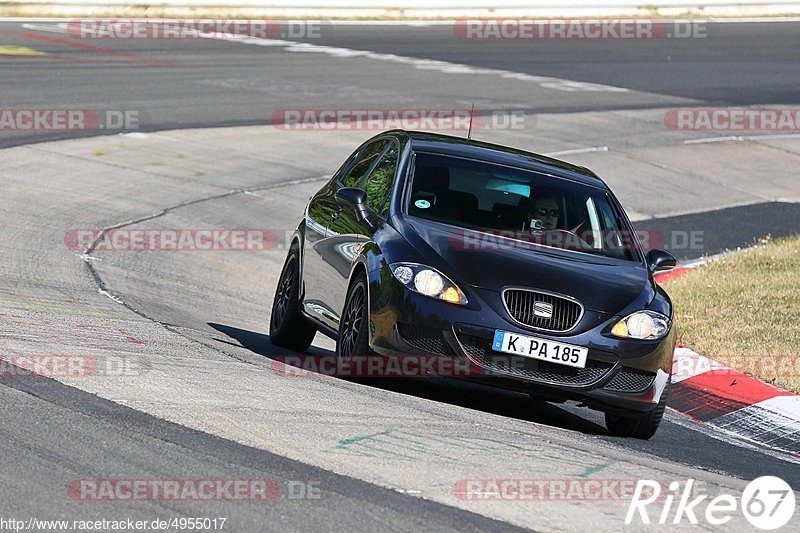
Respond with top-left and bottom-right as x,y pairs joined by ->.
533,301 -> 553,319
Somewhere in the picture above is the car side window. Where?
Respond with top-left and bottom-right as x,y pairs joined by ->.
363,143 -> 399,217
331,149 -> 361,183
340,140 -> 388,187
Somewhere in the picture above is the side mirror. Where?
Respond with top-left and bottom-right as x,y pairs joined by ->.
646,249 -> 677,273
335,187 -> 370,222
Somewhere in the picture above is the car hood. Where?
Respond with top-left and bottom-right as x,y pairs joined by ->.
406,219 -> 653,314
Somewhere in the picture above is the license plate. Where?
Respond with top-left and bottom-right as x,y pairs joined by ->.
492,330 -> 588,369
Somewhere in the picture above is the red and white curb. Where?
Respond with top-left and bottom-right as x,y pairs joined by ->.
654,258 -> 800,456
670,345 -> 799,455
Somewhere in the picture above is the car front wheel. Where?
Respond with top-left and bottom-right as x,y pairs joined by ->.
337,273 -> 372,359
605,380 -> 670,439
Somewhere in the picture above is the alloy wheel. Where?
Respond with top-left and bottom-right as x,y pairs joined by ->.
339,284 -> 365,357
272,257 -> 295,329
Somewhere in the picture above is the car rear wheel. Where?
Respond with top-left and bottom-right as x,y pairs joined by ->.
269,246 -> 316,351
605,380 -> 670,439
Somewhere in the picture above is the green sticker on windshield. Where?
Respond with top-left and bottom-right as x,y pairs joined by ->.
414,199 -> 431,209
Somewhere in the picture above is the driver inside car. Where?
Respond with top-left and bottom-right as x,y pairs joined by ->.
527,196 -> 560,230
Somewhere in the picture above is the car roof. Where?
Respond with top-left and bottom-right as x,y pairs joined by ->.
382,129 -> 608,189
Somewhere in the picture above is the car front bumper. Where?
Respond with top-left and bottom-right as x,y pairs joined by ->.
367,267 -> 674,414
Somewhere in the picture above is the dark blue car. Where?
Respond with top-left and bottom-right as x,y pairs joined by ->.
270,130 -> 677,439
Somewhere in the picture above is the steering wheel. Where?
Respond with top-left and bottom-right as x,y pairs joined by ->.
534,227 -> 594,251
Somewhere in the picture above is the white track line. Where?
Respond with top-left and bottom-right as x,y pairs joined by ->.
685,133 -> 800,144
668,413 -> 800,464
546,146 -> 609,156
200,32 -> 629,93
20,22 -> 69,33
19,21 -> 629,92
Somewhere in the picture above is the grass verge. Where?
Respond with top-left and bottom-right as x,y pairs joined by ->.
667,235 -> 800,393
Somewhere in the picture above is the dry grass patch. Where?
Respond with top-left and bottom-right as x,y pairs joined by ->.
667,236 -> 800,393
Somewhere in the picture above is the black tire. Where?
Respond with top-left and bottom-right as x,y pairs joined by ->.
605,380 -> 670,439
336,272 -> 373,362
269,246 -> 316,351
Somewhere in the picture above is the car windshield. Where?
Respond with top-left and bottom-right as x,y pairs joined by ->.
407,152 -> 638,261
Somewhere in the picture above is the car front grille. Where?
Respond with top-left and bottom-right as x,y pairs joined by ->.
397,323 -> 454,356
457,333 -> 613,386
503,289 -> 582,332
603,368 -> 656,393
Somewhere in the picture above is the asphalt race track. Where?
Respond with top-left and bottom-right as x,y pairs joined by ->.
1,20 -> 799,531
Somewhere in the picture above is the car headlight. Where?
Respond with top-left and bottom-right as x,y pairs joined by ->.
389,262 -> 467,305
611,310 -> 671,340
